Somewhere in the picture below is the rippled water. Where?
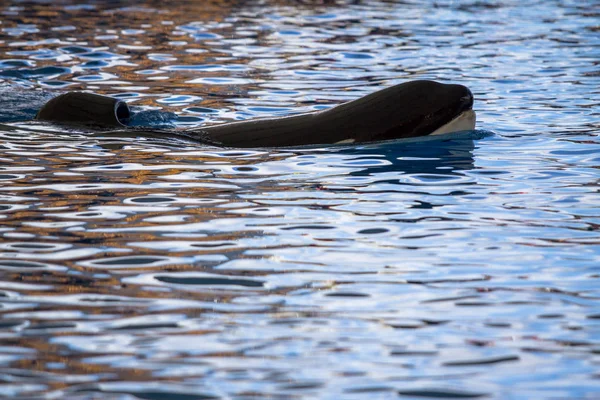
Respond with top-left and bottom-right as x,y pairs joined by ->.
0,1 -> 599,399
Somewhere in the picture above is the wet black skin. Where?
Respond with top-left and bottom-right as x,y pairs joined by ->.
35,80 -> 474,148
198,80 -> 474,147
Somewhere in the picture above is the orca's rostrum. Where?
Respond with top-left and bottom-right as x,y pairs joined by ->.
35,80 -> 476,148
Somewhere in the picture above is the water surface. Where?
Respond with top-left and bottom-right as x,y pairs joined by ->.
0,1 -> 599,399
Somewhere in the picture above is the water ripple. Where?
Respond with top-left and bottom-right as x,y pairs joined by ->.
0,1 -> 598,399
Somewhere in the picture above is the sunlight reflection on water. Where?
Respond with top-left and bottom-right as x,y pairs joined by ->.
0,0 -> 599,399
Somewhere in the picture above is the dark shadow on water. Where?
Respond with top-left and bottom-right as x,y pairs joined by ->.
331,130 -> 491,176
0,86 -> 54,123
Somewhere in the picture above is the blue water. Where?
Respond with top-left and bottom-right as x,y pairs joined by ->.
0,1 -> 599,399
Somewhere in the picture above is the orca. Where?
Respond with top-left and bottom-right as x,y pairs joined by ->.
35,80 -> 475,148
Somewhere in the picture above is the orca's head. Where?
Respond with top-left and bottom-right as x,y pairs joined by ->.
366,80 -> 475,142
